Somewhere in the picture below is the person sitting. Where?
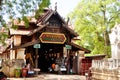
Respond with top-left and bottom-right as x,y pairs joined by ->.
52,63 -> 55,71
54,64 -> 59,73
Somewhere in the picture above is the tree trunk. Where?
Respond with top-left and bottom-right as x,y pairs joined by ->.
103,30 -> 111,57
0,0 -> 2,6
104,30 -> 110,46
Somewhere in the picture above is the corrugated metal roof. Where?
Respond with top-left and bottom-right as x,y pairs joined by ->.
10,29 -> 31,35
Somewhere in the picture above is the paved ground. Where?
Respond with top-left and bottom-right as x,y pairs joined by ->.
7,73 -> 86,80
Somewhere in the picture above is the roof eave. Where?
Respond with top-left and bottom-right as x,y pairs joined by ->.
70,42 -> 91,53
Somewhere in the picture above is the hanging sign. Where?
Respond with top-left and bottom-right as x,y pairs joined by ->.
34,44 -> 41,48
40,32 -> 66,44
65,45 -> 72,49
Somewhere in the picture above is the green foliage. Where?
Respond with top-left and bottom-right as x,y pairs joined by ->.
0,32 -> 8,45
35,0 -> 50,18
0,0 -> 50,45
22,16 -> 29,28
0,0 -> 50,27
69,0 -> 120,57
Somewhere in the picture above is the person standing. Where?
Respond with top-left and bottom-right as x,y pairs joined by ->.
25,53 -> 34,68
55,54 -> 61,74
69,55 -> 73,74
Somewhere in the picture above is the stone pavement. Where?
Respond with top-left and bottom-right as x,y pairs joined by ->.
7,73 -> 86,80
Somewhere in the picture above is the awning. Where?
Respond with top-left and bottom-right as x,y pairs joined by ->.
70,42 -> 91,53
10,29 -> 31,35
85,54 -> 106,58
8,39 -> 40,50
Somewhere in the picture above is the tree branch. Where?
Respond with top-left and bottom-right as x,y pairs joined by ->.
108,12 -> 120,23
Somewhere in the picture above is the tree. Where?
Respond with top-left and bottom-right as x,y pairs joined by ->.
69,0 -> 120,57
0,0 -> 2,6
0,0 -> 50,44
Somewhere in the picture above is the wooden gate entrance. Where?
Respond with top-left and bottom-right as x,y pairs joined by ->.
38,43 -> 63,72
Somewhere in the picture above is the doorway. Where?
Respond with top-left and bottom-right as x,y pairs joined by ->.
38,43 -> 63,72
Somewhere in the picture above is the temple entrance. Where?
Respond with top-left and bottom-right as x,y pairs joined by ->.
38,43 -> 64,72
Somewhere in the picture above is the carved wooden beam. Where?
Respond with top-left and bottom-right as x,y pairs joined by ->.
12,39 -> 40,50
27,23 -> 48,36
62,23 -> 79,37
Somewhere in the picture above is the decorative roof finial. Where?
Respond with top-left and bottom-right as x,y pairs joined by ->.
55,2 -> 57,11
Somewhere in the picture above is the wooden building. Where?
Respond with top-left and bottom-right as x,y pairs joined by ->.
6,8 -> 91,73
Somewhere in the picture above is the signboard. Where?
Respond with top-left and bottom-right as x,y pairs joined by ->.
65,45 -> 72,49
40,33 -> 66,44
34,44 -> 41,48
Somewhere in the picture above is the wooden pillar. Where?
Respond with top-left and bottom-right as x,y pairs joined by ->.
35,48 -> 38,68
67,49 -> 70,74
34,43 -> 40,68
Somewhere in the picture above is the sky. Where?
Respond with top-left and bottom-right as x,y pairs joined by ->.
1,0 -> 80,26
50,0 -> 80,17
